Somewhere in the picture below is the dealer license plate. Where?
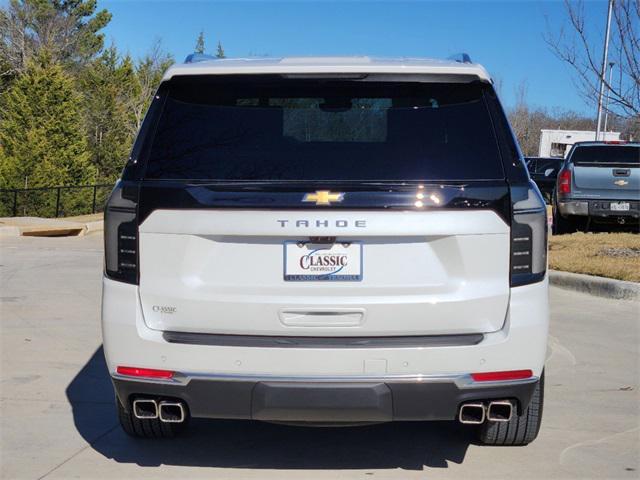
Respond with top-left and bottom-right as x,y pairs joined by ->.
284,241 -> 363,281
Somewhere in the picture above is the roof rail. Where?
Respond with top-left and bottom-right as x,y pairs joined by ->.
447,53 -> 472,64
184,53 -> 217,64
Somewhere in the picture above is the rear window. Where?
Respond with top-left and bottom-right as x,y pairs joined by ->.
570,145 -> 640,166
144,76 -> 505,181
526,157 -> 563,174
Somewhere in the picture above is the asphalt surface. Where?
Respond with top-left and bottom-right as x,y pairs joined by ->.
1,233 -> 638,479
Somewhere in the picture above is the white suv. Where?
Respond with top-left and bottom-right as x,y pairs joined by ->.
102,55 -> 548,445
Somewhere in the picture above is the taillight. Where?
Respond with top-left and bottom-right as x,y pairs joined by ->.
104,181 -> 139,284
471,370 -> 533,382
116,366 -> 174,379
510,183 -> 547,287
557,169 -> 571,194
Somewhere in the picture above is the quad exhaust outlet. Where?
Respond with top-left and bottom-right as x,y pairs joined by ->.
158,401 -> 186,423
486,400 -> 513,422
133,399 -> 158,419
132,398 -> 186,423
458,402 -> 485,424
458,400 -> 514,424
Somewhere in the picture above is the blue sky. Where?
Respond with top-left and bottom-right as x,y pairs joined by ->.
99,0 -> 609,114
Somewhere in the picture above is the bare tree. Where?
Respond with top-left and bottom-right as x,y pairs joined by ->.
505,80 -> 615,155
545,0 -> 639,118
509,81 -> 540,155
126,39 -> 174,136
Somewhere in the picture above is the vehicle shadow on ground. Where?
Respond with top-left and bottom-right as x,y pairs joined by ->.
66,346 -> 476,470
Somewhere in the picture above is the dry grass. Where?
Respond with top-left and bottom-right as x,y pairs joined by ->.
549,232 -> 640,282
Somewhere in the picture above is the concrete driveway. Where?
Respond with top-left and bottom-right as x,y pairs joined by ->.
1,234 -> 638,479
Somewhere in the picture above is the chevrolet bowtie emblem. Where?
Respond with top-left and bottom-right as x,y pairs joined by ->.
302,190 -> 345,206
614,179 -> 629,186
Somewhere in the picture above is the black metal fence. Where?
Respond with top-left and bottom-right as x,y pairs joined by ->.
0,184 -> 114,218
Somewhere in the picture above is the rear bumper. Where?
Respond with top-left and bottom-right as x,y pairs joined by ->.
102,276 -> 548,422
558,198 -> 640,219
112,374 -> 539,422
557,200 -> 589,216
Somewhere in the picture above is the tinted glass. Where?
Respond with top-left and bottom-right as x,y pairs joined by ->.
526,157 -> 563,174
571,145 -> 640,166
145,76 -> 505,181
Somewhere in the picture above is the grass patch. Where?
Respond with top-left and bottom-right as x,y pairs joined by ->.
549,232 -> 640,282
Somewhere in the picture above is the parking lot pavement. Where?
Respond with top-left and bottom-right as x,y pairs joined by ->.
1,234 -> 638,480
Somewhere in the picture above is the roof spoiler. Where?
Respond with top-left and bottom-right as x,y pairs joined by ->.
184,53 -> 218,64
447,53 -> 473,64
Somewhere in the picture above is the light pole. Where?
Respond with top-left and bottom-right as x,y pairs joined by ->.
603,61 -> 615,135
595,0 -> 614,141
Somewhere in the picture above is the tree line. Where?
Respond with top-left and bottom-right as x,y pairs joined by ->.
0,0 -> 637,196
507,81 -> 639,157
0,0 -> 224,192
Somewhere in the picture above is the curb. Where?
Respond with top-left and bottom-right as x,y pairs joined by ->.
549,270 -> 640,301
0,217 -> 103,237
82,220 -> 104,235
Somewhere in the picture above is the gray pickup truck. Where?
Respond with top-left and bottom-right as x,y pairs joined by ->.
553,141 -> 639,233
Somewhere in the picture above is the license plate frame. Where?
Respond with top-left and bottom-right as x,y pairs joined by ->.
283,241 -> 363,282
610,202 -> 631,211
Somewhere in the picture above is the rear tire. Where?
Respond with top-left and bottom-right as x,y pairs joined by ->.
477,371 -> 544,446
116,396 -> 186,438
552,209 -> 579,235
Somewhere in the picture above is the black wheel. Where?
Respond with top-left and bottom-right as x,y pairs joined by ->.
116,396 -> 186,438
552,197 -> 579,235
478,371 -> 544,446
552,190 -> 583,234
553,212 -> 576,235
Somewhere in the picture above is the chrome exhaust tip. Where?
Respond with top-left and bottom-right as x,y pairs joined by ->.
458,402 -> 486,424
132,399 -> 158,419
487,400 -> 513,422
158,401 -> 186,423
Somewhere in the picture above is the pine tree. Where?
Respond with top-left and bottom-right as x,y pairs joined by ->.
80,46 -> 137,182
194,31 -> 206,54
1,0 -> 112,77
0,55 -> 93,191
216,41 -> 225,58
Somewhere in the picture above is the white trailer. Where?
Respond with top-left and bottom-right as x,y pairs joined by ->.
538,129 -> 621,158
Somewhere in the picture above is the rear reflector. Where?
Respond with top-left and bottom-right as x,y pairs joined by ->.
116,366 -> 174,379
471,370 -> 533,382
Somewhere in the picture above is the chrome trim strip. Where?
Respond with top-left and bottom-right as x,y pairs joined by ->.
112,373 -> 184,386
513,207 -> 546,214
112,371 -> 539,389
